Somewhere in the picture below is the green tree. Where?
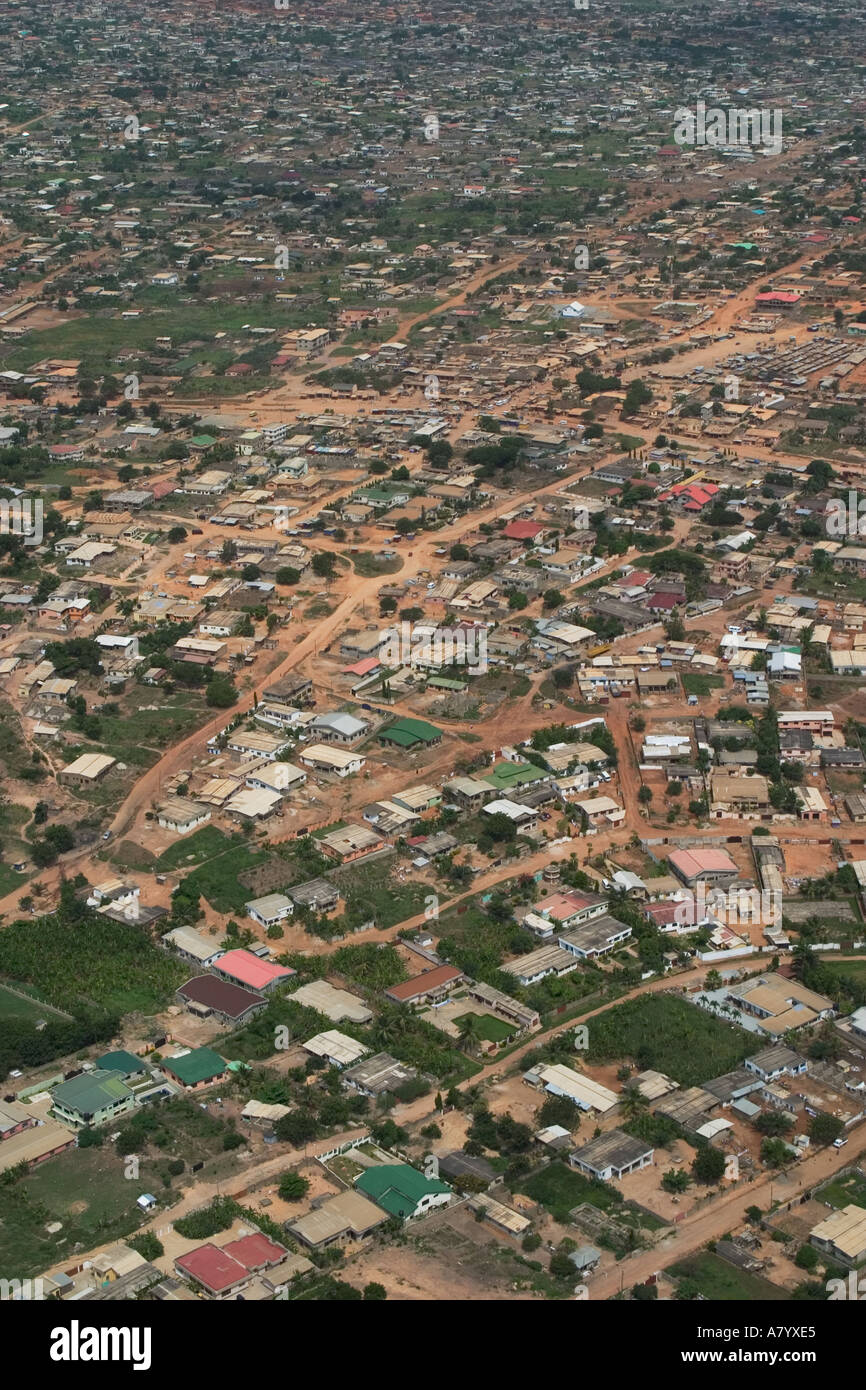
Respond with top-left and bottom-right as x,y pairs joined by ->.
206,676 -> 237,708
278,1171 -> 311,1201
809,1113 -> 844,1146
661,1168 -> 690,1193
312,552 -> 336,579
691,1146 -> 726,1184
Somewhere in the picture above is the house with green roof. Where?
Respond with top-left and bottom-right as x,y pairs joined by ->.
351,483 -> 410,510
355,1163 -> 451,1222
51,1069 -> 136,1129
96,1050 -> 149,1083
160,1047 -> 228,1091
377,717 -> 442,749
483,760 -> 547,792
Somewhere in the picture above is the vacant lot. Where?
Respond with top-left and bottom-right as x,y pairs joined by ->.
517,1160 -> 623,1222
681,672 -> 724,696
667,1251 -> 789,1301
585,993 -> 753,1087
346,1205 -> 554,1300
818,1168 -> 866,1210
167,840 -> 270,914
0,1147 -> 152,1277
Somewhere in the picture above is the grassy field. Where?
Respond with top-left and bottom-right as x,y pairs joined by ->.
0,1148 -> 151,1277
825,959 -> 866,987
153,825 -> 270,912
585,994 -> 753,1088
668,1252 -> 789,1301
178,843 -> 270,914
818,1169 -> 866,1210
335,858 -> 430,931
344,550 -> 403,577
455,1012 -> 514,1043
682,672 -> 725,696
155,825 -> 237,872
95,693 -> 210,768
518,1160 -> 623,1222
6,297 -> 331,375
0,984 -> 54,1021
0,862 -> 26,899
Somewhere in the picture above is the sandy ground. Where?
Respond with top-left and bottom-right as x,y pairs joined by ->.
344,1203 -> 539,1301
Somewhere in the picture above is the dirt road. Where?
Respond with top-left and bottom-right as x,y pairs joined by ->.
587,1133 -> 866,1300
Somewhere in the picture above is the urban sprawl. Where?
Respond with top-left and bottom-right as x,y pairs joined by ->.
1,0 -> 866,1310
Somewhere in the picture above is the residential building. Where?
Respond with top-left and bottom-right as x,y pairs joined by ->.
569,1129 -> 654,1181
51,1070 -> 135,1129
160,1047 -> 228,1091
355,1163 -> 451,1221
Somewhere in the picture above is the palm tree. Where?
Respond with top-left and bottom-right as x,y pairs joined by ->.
375,1007 -> 411,1047
457,1014 -> 482,1053
620,1088 -> 649,1122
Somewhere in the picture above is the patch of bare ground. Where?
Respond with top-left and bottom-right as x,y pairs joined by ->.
345,1205 -> 540,1300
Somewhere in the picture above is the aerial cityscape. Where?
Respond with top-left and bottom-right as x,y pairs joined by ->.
2,0 -> 866,1331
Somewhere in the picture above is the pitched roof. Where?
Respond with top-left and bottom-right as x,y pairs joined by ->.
384,964 -> 463,1001
52,1069 -> 132,1117
356,1163 -> 450,1218
215,948 -> 295,991
161,1047 -> 226,1086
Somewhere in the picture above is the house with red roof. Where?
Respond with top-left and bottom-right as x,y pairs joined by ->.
615,569 -> 651,590
343,656 -> 382,678
212,948 -> 295,994
503,519 -> 546,543
536,890 -> 609,930
384,964 -> 464,1005
754,291 -> 800,309
646,591 -> 678,614
175,1233 -> 288,1298
658,481 -> 720,513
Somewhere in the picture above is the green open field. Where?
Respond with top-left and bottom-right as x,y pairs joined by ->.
682,672 -> 725,696
335,857 -> 430,931
154,824 -> 238,872
95,693 -> 210,769
0,984 -> 53,1021
174,844 -> 269,914
0,862 -> 26,899
5,296 -> 331,375
455,1012 -> 514,1043
518,1160 -> 623,1221
818,1169 -> 866,1211
0,1147 -> 150,1277
668,1252 -> 789,1301
153,825 -> 269,912
825,959 -> 866,987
